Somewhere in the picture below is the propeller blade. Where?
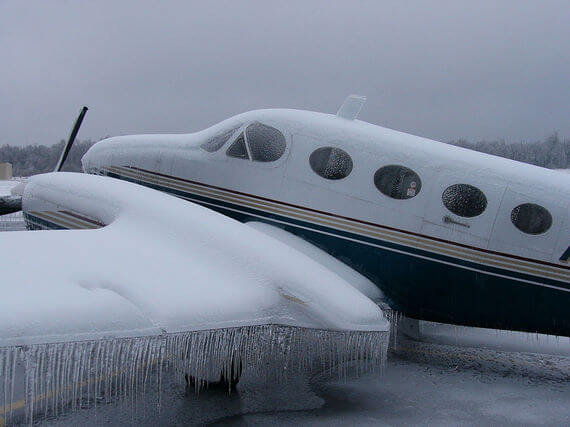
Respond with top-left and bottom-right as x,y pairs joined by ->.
54,106 -> 88,172
0,195 -> 22,216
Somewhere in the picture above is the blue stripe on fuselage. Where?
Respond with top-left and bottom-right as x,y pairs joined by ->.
103,169 -> 570,337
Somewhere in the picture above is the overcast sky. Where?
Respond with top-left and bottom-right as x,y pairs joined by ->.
1,0 -> 568,146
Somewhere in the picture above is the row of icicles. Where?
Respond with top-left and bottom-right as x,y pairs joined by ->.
0,325 -> 389,424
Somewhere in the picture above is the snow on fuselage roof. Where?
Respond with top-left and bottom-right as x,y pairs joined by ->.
85,108 -> 569,196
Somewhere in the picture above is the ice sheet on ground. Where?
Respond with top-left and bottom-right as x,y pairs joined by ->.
36,335 -> 570,426
0,172 -> 388,347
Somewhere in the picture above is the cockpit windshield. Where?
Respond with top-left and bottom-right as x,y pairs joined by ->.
245,122 -> 286,162
200,124 -> 243,153
225,122 -> 286,162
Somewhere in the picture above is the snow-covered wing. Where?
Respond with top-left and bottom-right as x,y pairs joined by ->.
0,173 -> 388,347
247,221 -> 383,301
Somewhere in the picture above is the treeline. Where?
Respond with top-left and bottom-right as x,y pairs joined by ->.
0,140 -> 95,176
0,133 -> 568,177
448,133 -> 569,169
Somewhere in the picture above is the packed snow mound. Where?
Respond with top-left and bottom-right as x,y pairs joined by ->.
0,172 -> 388,347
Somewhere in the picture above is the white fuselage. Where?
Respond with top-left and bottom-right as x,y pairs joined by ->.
82,109 -> 570,335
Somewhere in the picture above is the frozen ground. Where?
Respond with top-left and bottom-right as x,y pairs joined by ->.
30,329 -> 569,426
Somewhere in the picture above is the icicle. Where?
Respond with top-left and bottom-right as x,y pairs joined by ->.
377,303 -> 402,350
0,325 -> 388,423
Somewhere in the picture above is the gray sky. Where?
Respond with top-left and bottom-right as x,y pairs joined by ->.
1,0 -> 569,146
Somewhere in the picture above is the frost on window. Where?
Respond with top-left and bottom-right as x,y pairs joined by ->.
442,184 -> 487,217
226,133 -> 249,159
374,165 -> 422,199
511,203 -> 552,235
201,124 -> 242,152
245,122 -> 286,162
309,147 -> 353,180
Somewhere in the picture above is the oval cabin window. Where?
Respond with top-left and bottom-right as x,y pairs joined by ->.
374,165 -> 422,199
309,147 -> 353,180
511,203 -> 552,235
442,184 -> 487,217
245,122 -> 286,162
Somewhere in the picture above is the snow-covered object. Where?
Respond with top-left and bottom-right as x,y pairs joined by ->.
0,172 -> 388,422
81,106 -> 570,338
1,172 -> 387,346
247,221 -> 383,300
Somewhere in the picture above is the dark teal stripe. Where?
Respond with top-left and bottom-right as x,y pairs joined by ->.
105,170 -> 569,291
99,168 -> 570,336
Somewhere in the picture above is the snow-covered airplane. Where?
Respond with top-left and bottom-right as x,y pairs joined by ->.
0,96 -> 568,420
80,95 -> 568,337
2,96 -> 570,338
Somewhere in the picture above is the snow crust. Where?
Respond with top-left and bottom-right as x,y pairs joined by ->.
0,172 -> 387,347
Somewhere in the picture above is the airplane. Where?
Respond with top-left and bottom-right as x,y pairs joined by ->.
79,95 -> 569,337
0,96 -> 568,421
2,96 -> 569,338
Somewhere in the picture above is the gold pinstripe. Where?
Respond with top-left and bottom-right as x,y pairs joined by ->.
104,166 -> 569,283
28,211 -> 99,230
30,211 -> 84,229
47,211 -> 99,229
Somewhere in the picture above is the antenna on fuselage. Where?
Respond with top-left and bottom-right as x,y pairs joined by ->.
336,95 -> 366,120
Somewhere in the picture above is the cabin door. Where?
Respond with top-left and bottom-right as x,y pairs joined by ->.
421,173 -> 506,248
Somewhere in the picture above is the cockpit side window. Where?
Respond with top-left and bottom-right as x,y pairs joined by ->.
226,133 -> 249,159
201,124 -> 243,152
245,122 -> 286,162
